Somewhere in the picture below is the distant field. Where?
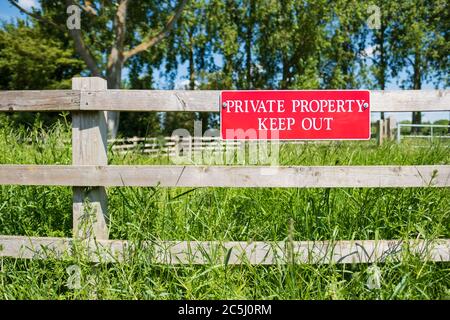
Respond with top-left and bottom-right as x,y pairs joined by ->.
0,119 -> 449,299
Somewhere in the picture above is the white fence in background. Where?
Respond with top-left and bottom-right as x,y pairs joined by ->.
396,124 -> 450,143
110,136 -> 310,157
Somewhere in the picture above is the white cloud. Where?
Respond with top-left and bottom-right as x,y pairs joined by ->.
18,0 -> 39,10
362,45 -> 376,58
175,79 -> 189,89
174,79 -> 199,90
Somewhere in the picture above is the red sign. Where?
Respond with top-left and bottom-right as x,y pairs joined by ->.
220,90 -> 370,140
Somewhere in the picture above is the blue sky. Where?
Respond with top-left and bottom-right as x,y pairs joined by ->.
0,0 -> 32,19
1,0 -> 448,122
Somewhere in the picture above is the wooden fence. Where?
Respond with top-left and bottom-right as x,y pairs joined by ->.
0,77 -> 449,264
111,136 -> 242,157
110,136 -> 322,157
376,117 -> 396,145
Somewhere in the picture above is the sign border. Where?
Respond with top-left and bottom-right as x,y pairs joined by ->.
219,89 -> 371,141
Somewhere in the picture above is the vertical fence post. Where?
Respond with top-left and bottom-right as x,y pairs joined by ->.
72,77 -> 109,240
385,117 -> 391,140
132,136 -> 138,150
377,119 -> 384,145
397,123 -> 401,144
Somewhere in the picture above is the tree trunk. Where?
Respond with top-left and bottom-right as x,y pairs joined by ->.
245,0 -> 254,88
106,48 -> 124,139
188,32 -> 195,91
379,18 -> 386,120
281,54 -> 289,89
411,48 -> 422,134
104,0 -> 129,139
188,33 -> 209,131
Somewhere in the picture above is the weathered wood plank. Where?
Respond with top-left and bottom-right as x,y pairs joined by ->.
81,90 -> 219,112
0,90 -> 80,111
72,77 -> 109,240
0,236 -> 448,264
371,90 -> 449,112
81,89 -> 449,112
1,89 -> 448,112
0,165 -> 448,187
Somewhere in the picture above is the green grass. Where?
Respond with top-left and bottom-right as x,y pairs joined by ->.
0,118 -> 449,299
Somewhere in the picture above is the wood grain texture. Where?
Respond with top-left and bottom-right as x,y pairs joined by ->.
0,165 -> 448,187
72,77 -> 109,240
371,90 -> 449,112
0,90 -> 80,111
81,89 -> 219,111
81,89 -> 449,112
1,89 -> 448,112
0,236 -> 448,264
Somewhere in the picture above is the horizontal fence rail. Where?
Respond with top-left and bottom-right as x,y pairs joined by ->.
0,90 -> 80,111
1,89 -> 449,112
0,236 -> 448,264
0,77 -> 449,264
0,165 -> 449,188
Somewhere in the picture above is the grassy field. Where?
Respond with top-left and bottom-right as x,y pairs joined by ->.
0,117 -> 449,299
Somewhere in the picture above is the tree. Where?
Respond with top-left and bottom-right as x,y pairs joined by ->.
118,57 -> 162,137
390,0 -> 449,132
361,1 -> 398,120
208,0 -> 330,90
162,0 -> 213,134
0,20 -> 84,127
0,21 -> 83,90
9,0 -> 188,138
319,0 -> 366,89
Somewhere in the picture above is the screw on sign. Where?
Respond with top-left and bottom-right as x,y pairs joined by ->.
220,90 -> 371,140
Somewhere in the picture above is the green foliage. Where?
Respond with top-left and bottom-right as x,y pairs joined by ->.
0,20 -> 84,90
0,20 -> 84,127
119,62 -> 162,137
433,119 -> 449,135
388,0 -> 449,126
35,0 -> 182,83
0,1 -> 449,300
0,21 -> 83,90
2,0 -> 448,135
390,0 -> 449,90
0,122 -> 449,299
